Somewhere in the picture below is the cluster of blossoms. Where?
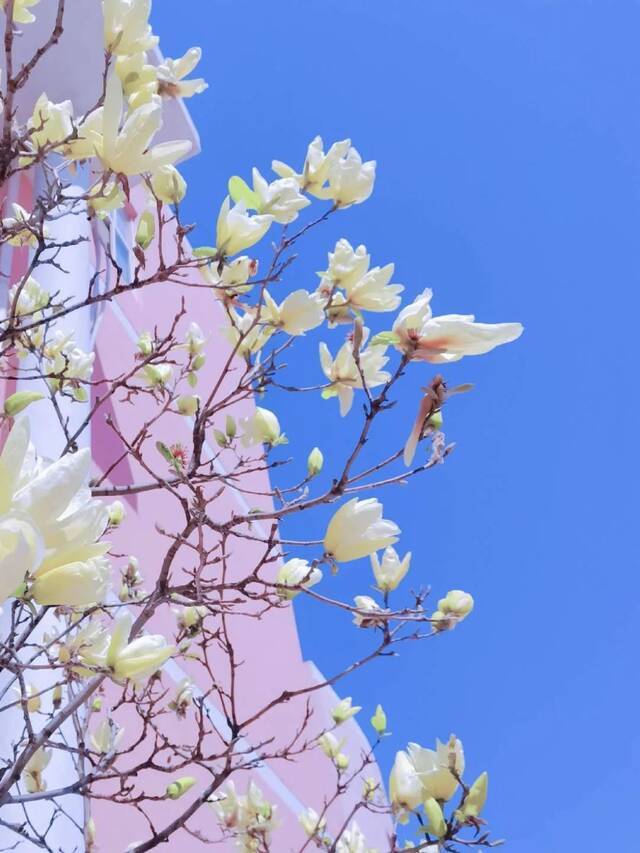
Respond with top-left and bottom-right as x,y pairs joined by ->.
210,781 -> 278,851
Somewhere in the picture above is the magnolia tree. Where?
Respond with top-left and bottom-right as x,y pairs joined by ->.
0,1 -> 523,851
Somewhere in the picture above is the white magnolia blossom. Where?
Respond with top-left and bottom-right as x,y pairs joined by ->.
250,167 -> 310,224
202,255 -> 257,294
431,589 -> 474,631
240,406 -> 286,447
90,718 -> 124,754
262,289 -> 324,336
405,735 -> 465,802
392,288 -> 523,363
183,321 -> 206,355
22,94 -> 73,161
1,203 -> 39,247
150,164 -> 187,204
211,781 -> 277,847
318,239 -> 403,316
317,731 -> 344,759
140,362 -> 172,387
0,0 -> 39,24
324,497 -> 399,563
298,806 -> 326,839
32,555 -> 111,606
272,136 -> 351,198
331,696 -> 361,725
157,47 -> 208,99
335,821 -> 375,853
22,747 -> 51,793
223,307 -> 272,356
370,546 -> 412,592
103,0 -> 158,56
7,276 -> 49,317
352,594 -> 386,628
216,196 -> 274,257
115,51 -> 158,107
276,558 -> 322,599
326,146 -> 376,208
322,239 -> 371,289
0,419 -> 109,606
44,330 -> 95,386
319,331 -> 390,416
67,74 -> 191,176
106,612 -> 174,683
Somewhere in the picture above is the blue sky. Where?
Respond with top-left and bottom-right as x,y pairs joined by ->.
153,2 -> 640,849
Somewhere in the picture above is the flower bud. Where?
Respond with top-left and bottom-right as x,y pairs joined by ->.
166,776 -> 196,800
135,210 -> 155,250
318,732 -> 343,759
335,752 -> 350,771
370,704 -> 387,735
177,395 -> 199,416
3,391 -> 44,416
192,354 -> 206,371
299,807 -> 326,839
438,589 -> 474,618
459,772 -> 488,820
424,797 -> 447,838
108,500 -> 125,526
151,165 -> 187,205
307,446 -> 324,477
225,415 -> 236,438
213,429 -> 228,447
331,696 -> 361,725
137,331 -> 153,356
52,684 -> 63,710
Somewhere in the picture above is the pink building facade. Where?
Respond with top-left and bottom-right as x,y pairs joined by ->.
0,3 -> 391,849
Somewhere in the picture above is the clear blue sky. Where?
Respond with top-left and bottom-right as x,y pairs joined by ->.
153,2 -> 639,849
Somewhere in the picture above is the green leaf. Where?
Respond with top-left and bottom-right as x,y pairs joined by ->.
156,441 -> 174,463
192,246 -> 217,259
228,176 -> 260,211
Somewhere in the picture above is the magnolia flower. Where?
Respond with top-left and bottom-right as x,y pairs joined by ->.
371,546 -> 411,592
240,407 -> 286,447
424,797 -> 447,839
345,264 -> 403,313
321,239 -> 371,290
298,807 -> 326,839
106,612 -> 174,683
169,677 -> 194,716
7,276 -> 49,317
14,683 -> 41,714
103,0 -> 158,55
326,146 -> 376,207
431,589 -> 474,631
150,164 -> 187,204
45,333 -> 95,387
67,74 -> 191,175
307,446 -> 323,476
157,47 -> 208,99
177,395 -> 199,416
317,731 -> 344,759
272,136 -> 351,198
90,718 -> 124,754
276,558 -> 322,599
392,289 -> 523,363
407,735 -> 465,802
211,781 -> 277,845
215,196 -> 274,257
22,94 -> 73,161
172,604 -> 207,634
249,168 -> 310,224
115,51 -> 158,106
319,332 -> 390,416
31,555 -> 111,606
0,419 -> 109,606
335,821 -> 374,853
201,255 -> 257,294
223,308 -> 273,356
389,750 -> 423,811
324,498 -> 399,563
352,595 -> 386,628
22,748 -> 51,793
331,696 -> 361,725
88,178 -> 127,218
0,0 -> 39,24
108,500 -> 125,526
2,203 -> 39,247
262,289 -> 324,336
141,363 -> 172,387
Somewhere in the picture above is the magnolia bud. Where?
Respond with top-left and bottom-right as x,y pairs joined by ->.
187,371 -> 198,388
331,697 -> 361,725
363,777 -> 378,800
424,797 -> 447,838
307,446 -> 324,477
151,165 -> 187,205
225,415 -> 236,438
213,429 -> 227,447
335,752 -> 350,771
135,210 -> 155,250
108,500 -> 125,526
3,391 -> 44,416
166,776 -> 196,800
370,704 -> 387,735
192,354 -> 206,371
177,395 -> 199,416
52,684 -> 63,710
459,772 -> 488,820
137,331 -> 153,356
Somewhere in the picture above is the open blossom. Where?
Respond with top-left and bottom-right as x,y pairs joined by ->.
2,203 -> 39,247
45,332 -> 95,385
272,136 -> 351,198
223,307 -> 272,356
201,255 -> 257,294
352,595 -> 386,628
32,555 -> 111,606
115,51 -> 158,107
22,748 -> 51,793
324,498 -> 399,563
319,331 -> 390,416
318,731 -> 344,759
22,94 -> 73,162
318,239 -> 402,315
276,558 -> 322,599
150,164 -> 187,204
240,407 -> 286,447
211,781 -> 277,846
157,47 -> 208,99
106,612 -> 174,683
336,821 -> 375,853
392,288 -> 523,363
103,0 -> 158,55
298,807 -> 326,839
389,750 -> 425,812
0,419 -> 109,606
371,546 -> 411,591
431,589 -> 474,631
262,289 -> 324,336
249,168 -> 310,224
215,196 -> 274,257
407,735 -> 465,802
7,276 -> 49,316
322,239 -> 371,289
0,0 -> 39,24
67,74 -> 191,175
90,718 -> 124,754
326,146 -> 376,207
332,696 -> 361,725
